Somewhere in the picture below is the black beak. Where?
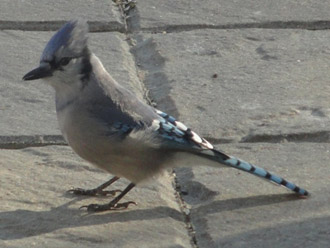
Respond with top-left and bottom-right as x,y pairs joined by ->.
22,64 -> 53,81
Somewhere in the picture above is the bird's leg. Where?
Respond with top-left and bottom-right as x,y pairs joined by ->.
80,183 -> 136,212
68,176 -> 122,196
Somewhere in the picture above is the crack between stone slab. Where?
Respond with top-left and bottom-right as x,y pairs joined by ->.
2,131 -> 328,150
0,21 -> 125,32
113,0 -> 155,105
137,20 -> 330,33
172,170 -> 199,248
125,7 -> 180,116
201,130 -> 330,144
124,23 -> 167,107
113,0 -> 129,32
0,135 -> 67,149
117,5 -> 198,247
2,20 -> 330,33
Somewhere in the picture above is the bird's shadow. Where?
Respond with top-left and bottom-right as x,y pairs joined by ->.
191,193 -> 301,216
0,193 -> 299,240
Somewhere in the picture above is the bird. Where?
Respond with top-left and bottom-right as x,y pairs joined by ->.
23,19 -> 309,212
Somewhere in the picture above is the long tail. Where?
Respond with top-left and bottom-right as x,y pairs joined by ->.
198,149 -> 309,196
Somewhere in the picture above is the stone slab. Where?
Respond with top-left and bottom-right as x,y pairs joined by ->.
0,0 -> 122,25
0,146 -> 191,248
130,0 -> 330,30
132,29 -> 330,142
0,30 -> 144,136
176,143 -> 330,248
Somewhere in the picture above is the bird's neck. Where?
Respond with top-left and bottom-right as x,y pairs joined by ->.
52,64 -> 89,112
54,79 -> 83,112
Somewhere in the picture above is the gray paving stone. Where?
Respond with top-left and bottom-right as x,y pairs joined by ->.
2,1 -> 330,247
0,146 -> 191,248
0,30 -> 144,136
0,0 -> 122,25
130,27 -> 330,247
132,29 -> 330,142
175,143 -> 330,248
130,0 -> 330,30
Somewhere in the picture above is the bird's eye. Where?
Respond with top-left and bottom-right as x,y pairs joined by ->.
59,57 -> 71,66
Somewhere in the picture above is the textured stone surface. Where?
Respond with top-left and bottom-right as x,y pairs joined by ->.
0,146 -> 191,248
0,0 -> 122,24
0,31 -> 144,136
132,29 -> 330,142
2,0 -> 330,247
129,15 -> 330,248
175,143 -> 330,248
129,0 -> 330,30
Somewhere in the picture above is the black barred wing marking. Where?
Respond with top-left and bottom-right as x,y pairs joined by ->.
154,109 -> 213,149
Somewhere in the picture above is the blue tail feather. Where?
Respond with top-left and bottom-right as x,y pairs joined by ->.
208,149 -> 309,196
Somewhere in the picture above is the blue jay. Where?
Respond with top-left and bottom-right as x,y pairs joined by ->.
23,20 -> 309,212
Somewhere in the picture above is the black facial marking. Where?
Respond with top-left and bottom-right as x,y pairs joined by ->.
80,55 -> 92,83
46,57 -> 71,71
59,57 -> 71,66
48,58 -> 57,69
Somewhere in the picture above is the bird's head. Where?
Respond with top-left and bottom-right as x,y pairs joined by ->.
23,19 -> 91,88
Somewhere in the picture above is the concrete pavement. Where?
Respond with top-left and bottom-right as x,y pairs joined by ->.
1,1 -> 329,247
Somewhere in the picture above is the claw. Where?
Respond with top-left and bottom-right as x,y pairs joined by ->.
79,204 -> 105,211
79,205 -> 89,210
113,201 -> 137,210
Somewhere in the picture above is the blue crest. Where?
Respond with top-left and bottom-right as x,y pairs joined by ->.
41,19 -> 88,62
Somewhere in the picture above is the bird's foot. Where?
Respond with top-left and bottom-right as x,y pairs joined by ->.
80,201 -> 137,212
67,187 -> 122,197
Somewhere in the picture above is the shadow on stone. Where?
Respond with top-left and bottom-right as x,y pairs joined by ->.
193,193 -> 300,215
190,193 -> 306,247
0,199 -> 182,240
215,216 -> 330,248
